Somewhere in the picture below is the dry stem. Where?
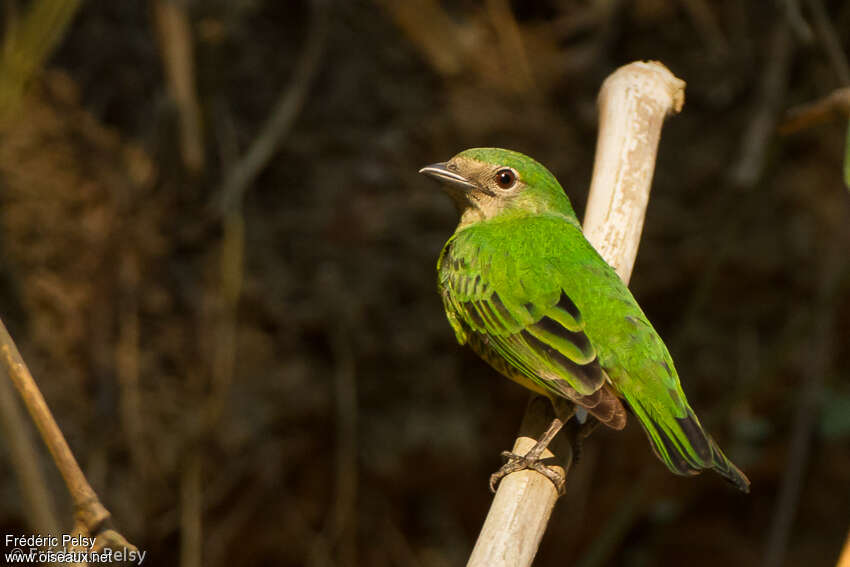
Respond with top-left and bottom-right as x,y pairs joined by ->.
779,87 -> 850,135
731,22 -> 794,189
0,317 -> 135,550
153,0 -> 205,175
466,61 -> 685,567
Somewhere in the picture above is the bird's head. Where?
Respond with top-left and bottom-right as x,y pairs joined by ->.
419,147 -> 579,228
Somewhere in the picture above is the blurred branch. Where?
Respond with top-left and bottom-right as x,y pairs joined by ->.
780,0 -> 813,43
0,0 -> 81,120
0,316 -> 136,552
837,528 -> 850,567
779,87 -> 850,134
804,0 -> 850,85
807,0 -> 850,191
0,362 -> 61,535
207,0 -> 330,427
196,5 -> 329,560
153,0 -> 205,175
731,21 -> 794,188
781,0 -> 850,190
379,0 -> 572,95
466,61 -> 685,567
676,16 -> 795,345
486,0 -> 535,94
217,0 -> 330,213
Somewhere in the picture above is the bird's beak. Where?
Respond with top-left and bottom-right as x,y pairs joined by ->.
418,162 -> 477,192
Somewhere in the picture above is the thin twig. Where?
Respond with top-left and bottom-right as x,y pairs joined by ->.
182,6 -> 330,562
217,0 -> 330,213
192,8 -> 329,562
0,316 -> 135,549
466,60 -> 686,567
203,0 -> 330,477
779,87 -> 850,135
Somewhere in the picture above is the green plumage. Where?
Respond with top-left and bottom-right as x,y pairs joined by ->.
424,147 -> 749,492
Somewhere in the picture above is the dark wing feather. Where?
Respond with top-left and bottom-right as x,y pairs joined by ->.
440,248 -> 626,429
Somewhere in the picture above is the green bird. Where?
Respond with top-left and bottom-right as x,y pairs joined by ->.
420,147 -> 750,494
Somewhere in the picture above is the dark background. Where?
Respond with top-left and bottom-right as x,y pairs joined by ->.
1,1 -> 849,566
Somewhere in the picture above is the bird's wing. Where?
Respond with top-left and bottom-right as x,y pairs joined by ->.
439,237 -> 626,428
605,315 -> 750,490
562,252 -> 750,490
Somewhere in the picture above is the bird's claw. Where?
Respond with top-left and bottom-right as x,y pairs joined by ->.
489,450 -> 566,495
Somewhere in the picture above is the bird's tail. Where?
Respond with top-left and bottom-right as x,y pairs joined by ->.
628,399 -> 750,493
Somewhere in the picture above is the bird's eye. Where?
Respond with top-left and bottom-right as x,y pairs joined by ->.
495,169 -> 517,189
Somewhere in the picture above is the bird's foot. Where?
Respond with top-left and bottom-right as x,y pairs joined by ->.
489,450 -> 566,495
